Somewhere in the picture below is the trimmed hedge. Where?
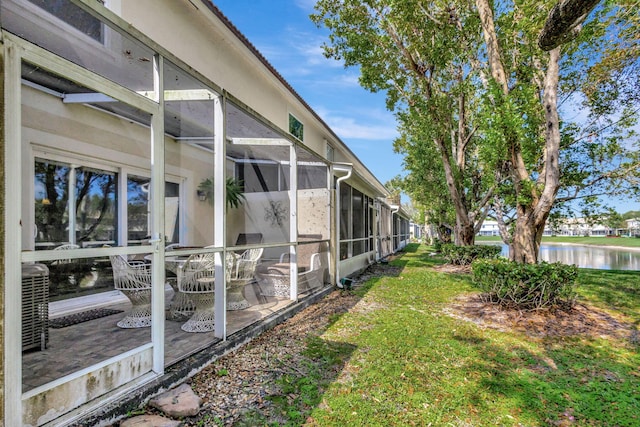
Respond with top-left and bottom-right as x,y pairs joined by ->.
440,243 -> 502,265
472,259 -> 578,310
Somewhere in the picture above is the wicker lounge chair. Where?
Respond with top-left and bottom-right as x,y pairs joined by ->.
255,239 -> 326,297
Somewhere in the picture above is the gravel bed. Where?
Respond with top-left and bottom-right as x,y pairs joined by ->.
144,262 -> 401,426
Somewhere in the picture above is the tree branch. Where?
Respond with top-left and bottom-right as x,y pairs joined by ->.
538,0 -> 601,50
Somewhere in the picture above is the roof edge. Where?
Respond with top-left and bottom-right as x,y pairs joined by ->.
200,0 -> 390,196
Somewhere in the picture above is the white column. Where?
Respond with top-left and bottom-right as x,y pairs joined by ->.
213,95 -> 226,339
289,144 -> 298,300
68,166 -> 77,244
150,54 -> 165,373
4,38 -> 24,427
117,171 -> 128,246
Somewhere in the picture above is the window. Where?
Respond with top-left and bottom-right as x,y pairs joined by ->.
35,159 -> 116,247
27,0 -> 105,42
289,113 -> 304,141
165,182 -> 180,244
127,175 -> 149,243
352,189 -> 365,256
367,196 -> 374,252
326,143 -> 334,162
340,184 -> 350,242
34,161 -> 72,246
75,166 -> 117,243
298,165 -> 327,190
339,184 -> 373,258
126,178 -> 181,245
236,161 -> 289,193
35,158 -> 181,247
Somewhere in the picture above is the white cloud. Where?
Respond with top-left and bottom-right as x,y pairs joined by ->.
315,107 -> 398,140
293,0 -> 318,13
252,25 -> 343,77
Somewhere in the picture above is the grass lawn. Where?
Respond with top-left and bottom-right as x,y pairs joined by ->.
477,235 -> 640,249
282,244 -> 639,426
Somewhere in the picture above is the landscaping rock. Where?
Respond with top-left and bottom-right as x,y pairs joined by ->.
120,414 -> 181,427
149,383 -> 202,418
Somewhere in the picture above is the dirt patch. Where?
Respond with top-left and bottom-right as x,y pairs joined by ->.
434,262 -> 637,343
432,264 -> 472,274
446,293 -> 638,343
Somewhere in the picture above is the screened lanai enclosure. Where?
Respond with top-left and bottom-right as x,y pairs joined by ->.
1,1 -> 409,426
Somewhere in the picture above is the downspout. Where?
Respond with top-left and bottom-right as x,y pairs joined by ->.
333,163 -> 352,286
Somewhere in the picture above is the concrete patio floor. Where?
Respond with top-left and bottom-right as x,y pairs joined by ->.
22,282 -> 297,392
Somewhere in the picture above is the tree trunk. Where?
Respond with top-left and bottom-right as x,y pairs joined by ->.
455,221 -> 476,246
475,0 -> 509,94
492,200 -> 514,258
476,0 -> 563,264
511,211 -> 544,263
436,137 -> 477,246
511,48 -> 562,263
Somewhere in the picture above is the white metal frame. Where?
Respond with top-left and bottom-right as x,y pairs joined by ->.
4,36 -> 25,427
289,143 -> 298,301
214,94 -> 226,339
3,31 -> 167,425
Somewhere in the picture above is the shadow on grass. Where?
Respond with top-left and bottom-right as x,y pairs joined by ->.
457,333 -> 640,426
236,245 -> 639,426
444,265 -> 640,426
577,269 -> 640,319
229,248 -> 413,426
235,337 -> 359,427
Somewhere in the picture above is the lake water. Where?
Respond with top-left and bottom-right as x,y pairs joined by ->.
490,243 -> 640,271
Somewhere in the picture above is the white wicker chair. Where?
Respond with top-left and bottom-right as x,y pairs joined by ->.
178,252 -> 235,332
52,243 -> 80,264
227,248 -> 263,310
109,254 -> 152,328
162,243 -> 196,321
51,243 -> 81,286
164,243 -> 181,251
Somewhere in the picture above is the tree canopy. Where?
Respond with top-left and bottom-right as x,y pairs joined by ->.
312,0 -> 639,263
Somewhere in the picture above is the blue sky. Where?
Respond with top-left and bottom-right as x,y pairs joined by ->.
213,0 -> 404,187
212,0 -> 638,215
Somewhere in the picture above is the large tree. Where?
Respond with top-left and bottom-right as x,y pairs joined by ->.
313,0 -> 639,263
312,0 -> 494,246
477,0 -> 639,261
394,116 -> 491,245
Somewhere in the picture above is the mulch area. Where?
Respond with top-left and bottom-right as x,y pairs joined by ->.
439,264 -> 638,344
446,293 -> 638,343
432,263 -> 472,274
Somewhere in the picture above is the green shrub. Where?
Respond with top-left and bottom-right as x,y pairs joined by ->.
440,243 -> 502,265
433,239 -> 443,252
472,259 -> 578,310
